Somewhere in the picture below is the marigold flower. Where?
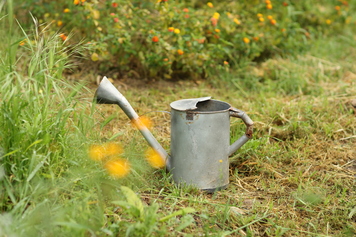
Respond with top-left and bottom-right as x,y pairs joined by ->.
174,28 -> 180,34
57,20 -> 63,27
112,2 -> 118,7
177,49 -> 184,55
210,17 -> 218,26
131,116 -> 153,130
207,2 -> 213,8
59,33 -> 67,41
243,37 -> 250,44
282,2 -> 288,6
152,36 -> 159,42
163,58 -> 169,62
259,17 -> 264,22
270,19 -> 277,25
214,29 -> 220,33
104,158 -> 131,178
265,0 -> 271,4
19,39 -> 26,46
335,6 -> 341,11
325,19 -> 332,24
257,13 -> 263,18
234,18 -> 241,24
197,38 -> 205,44
145,148 -> 166,169
73,0 -> 80,5
183,8 -> 189,12
89,143 -> 123,161
253,36 -> 259,41
224,61 -> 229,65
267,15 -> 273,20
266,4 -> 273,9
63,8 -> 70,13
168,27 -> 174,32
81,0 -> 86,2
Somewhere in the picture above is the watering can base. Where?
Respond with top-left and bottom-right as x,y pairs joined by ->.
202,184 -> 229,193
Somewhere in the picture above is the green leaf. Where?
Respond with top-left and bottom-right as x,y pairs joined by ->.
159,207 -> 196,222
121,186 -> 145,219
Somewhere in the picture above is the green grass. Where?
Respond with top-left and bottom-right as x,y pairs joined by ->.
1,2 -> 356,237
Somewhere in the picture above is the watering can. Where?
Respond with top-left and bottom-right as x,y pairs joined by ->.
94,77 -> 253,192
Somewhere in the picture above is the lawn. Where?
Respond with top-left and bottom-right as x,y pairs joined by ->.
1,1 -> 355,236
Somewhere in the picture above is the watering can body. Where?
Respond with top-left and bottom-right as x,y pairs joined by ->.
94,77 -> 253,192
170,98 -> 253,192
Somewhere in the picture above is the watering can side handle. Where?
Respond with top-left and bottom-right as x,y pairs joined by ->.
228,108 -> 254,156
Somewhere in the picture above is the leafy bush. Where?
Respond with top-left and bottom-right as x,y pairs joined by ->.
16,0 -> 356,79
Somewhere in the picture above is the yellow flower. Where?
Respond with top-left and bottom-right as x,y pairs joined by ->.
88,143 -> 123,161
266,4 -> 273,9
73,0 -> 80,4
257,13 -> 263,18
267,15 -> 273,20
233,18 -> 240,25
57,20 -> 63,27
259,17 -> 264,22
213,12 -> 220,20
145,148 -> 166,169
89,144 -> 106,161
63,8 -> 70,13
214,28 -> 220,33
243,37 -> 250,44
104,158 -> 131,178
131,116 -> 153,130
174,28 -> 180,34
168,27 -> 174,32
326,19 -> 332,24
207,2 -> 213,8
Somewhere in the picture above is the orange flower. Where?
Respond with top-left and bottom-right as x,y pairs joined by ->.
223,61 -> 229,65
59,33 -> 67,41
253,36 -> 259,41
267,15 -> 273,20
63,8 -> 70,13
177,49 -> 184,55
243,37 -> 250,44
145,148 -> 166,169
104,158 -> 131,178
197,38 -> 205,44
57,20 -> 63,27
112,2 -> 118,7
168,27 -> 174,32
207,2 -> 213,8
214,29 -> 220,33
270,19 -> 277,25
183,8 -> 189,12
282,2 -> 288,6
131,116 -> 153,130
152,36 -> 159,42
73,0 -> 80,4
234,18 -> 241,25
19,39 -> 26,46
266,4 -> 273,9
89,143 -> 123,161
265,0 -> 271,4
335,6 -> 341,11
210,17 -> 218,26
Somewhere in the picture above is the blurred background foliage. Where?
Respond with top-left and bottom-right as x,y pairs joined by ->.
16,0 -> 356,79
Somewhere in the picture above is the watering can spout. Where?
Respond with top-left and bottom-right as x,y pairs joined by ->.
94,77 -> 170,168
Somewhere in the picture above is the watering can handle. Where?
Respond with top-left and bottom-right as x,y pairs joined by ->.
228,107 -> 254,156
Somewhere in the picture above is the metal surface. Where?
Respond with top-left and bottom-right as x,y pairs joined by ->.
170,97 -> 211,111
170,99 -> 254,191
94,77 -> 169,166
94,77 -> 254,192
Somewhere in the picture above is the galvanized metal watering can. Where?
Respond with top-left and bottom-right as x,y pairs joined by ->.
94,77 -> 254,192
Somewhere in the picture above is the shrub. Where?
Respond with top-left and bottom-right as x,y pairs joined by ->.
17,0 -> 356,79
